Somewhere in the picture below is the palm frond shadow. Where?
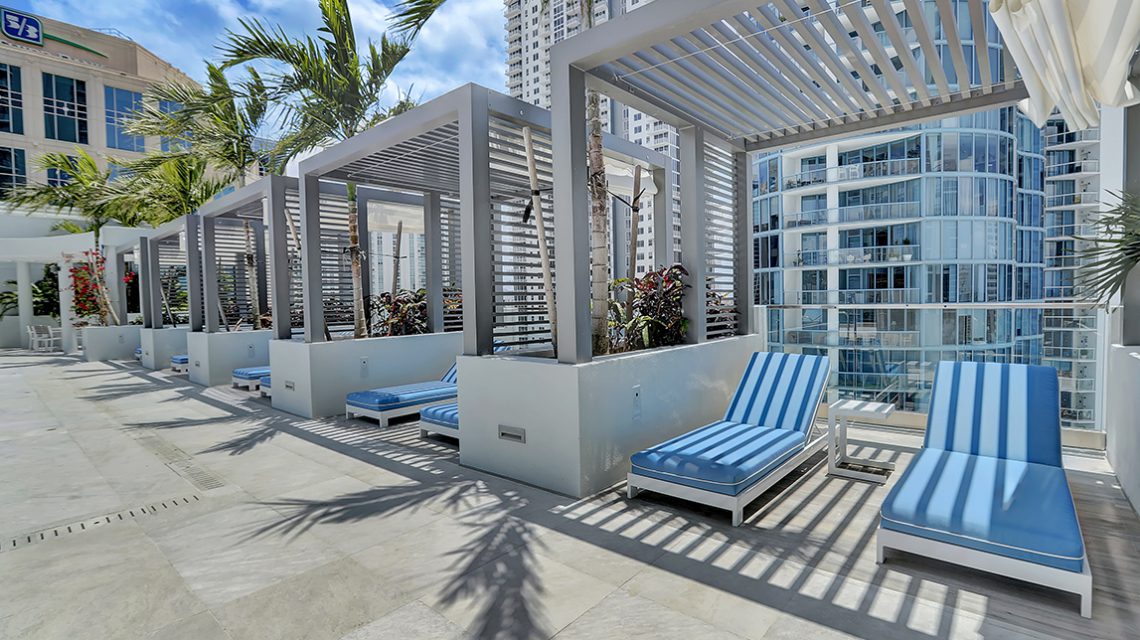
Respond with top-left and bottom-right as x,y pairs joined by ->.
198,423 -> 281,456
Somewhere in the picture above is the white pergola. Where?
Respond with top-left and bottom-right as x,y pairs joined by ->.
547,0 -> 1031,363
135,216 -> 191,330
297,83 -> 673,355
194,174 -> 432,341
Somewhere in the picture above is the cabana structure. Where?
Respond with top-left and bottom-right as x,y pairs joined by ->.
78,226 -> 148,361
283,83 -> 668,419
136,216 -> 192,370
185,178 -> 278,386
0,232 -> 87,353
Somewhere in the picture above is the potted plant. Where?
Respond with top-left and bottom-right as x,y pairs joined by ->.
902,238 -> 914,261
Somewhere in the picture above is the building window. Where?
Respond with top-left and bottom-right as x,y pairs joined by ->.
158,100 -> 185,152
0,64 -> 24,135
43,73 -> 88,144
0,146 -> 26,193
105,87 -> 144,152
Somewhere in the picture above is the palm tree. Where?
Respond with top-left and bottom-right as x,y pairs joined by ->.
126,63 -> 284,326
6,150 -> 150,325
220,0 -> 413,339
393,0 -> 612,354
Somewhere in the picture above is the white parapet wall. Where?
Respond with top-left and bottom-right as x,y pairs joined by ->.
139,327 -> 189,370
457,334 -> 766,498
186,329 -> 273,387
269,331 -> 464,419
0,315 -> 56,348
82,325 -> 141,361
1107,344 -> 1140,515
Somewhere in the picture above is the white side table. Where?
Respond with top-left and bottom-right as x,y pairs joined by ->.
827,399 -> 895,483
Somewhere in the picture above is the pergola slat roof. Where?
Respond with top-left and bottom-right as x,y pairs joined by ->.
561,0 -> 1030,151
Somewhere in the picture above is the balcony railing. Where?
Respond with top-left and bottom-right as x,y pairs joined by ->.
1044,129 -> 1100,146
782,288 -> 927,304
784,202 -> 922,229
1046,224 -> 1097,238
1046,192 -> 1100,208
1046,160 -> 1100,177
791,245 -> 920,266
783,159 -> 921,190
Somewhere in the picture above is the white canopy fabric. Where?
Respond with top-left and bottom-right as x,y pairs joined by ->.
991,0 -> 1140,129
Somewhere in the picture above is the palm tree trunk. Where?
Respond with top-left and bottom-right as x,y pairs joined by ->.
579,0 -> 610,356
391,220 -> 403,296
346,182 -> 366,339
626,165 -> 642,321
243,221 -> 262,327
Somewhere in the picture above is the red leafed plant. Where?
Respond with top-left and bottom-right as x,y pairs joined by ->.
70,250 -> 112,325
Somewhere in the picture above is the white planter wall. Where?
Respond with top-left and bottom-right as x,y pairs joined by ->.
82,325 -> 141,361
0,315 -> 56,348
1107,344 -> 1140,515
187,330 -> 272,387
270,332 -> 463,418
458,334 -> 766,497
139,328 -> 188,370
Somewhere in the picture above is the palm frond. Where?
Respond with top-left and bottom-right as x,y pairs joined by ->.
1075,190 -> 1140,305
389,0 -> 448,36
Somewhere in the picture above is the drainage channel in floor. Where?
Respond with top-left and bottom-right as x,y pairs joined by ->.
133,434 -> 228,491
1,495 -> 202,553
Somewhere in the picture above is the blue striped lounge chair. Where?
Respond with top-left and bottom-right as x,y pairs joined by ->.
346,361 -> 461,427
878,361 -> 1092,617
259,376 -> 271,398
628,352 -> 831,526
420,402 -> 460,441
232,366 -> 271,391
171,354 -> 189,374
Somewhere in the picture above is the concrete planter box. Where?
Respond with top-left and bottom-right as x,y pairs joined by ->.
457,334 -> 765,497
1107,344 -> 1140,515
139,327 -> 189,370
82,325 -> 141,361
0,315 -> 56,348
269,332 -> 463,419
186,330 -> 273,387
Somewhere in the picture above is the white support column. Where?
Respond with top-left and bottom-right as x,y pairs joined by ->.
16,261 -> 33,347
680,126 -> 708,343
139,240 -> 154,328
734,150 -> 754,335
611,195 -> 628,285
551,63 -> 592,364
300,174 -> 325,342
459,86 -> 494,355
186,215 -> 204,332
424,191 -> 445,332
147,239 -> 164,328
266,177 -> 292,340
202,218 -> 220,333
652,165 -> 675,268
113,251 -> 128,323
252,220 -> 269,316
57,257 -> 75,353
103,252 -> 121,326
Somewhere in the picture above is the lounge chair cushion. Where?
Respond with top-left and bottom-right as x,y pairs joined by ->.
421,402 -> 459,430
260,376 -> 271,389
346,381 -> 457,412
171,355 -> 189,365
724,352 -> 830,434
233,366 -> 271,380
880,448 -> 1085,572
630,421 -> 807,496
925,361 -> 1063,467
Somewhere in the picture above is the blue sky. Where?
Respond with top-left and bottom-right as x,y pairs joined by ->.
8,0 -> 507,101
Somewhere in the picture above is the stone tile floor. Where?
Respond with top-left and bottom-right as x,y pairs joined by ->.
1,351 -> 1138,640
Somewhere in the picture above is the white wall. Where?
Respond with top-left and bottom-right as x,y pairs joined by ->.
1106,345 -> 1140,515
270,332 -> 463,418
187,330 -> 272,387
458,334 -> 765,497
140,327 -> 188,370
82,325 -> 140,361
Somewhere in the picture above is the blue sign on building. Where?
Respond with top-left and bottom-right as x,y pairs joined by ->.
2,9 -> 43,46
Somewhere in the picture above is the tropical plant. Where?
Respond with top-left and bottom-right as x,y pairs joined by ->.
369,288 -> 430,337
6,151 -> 149,326
221,0 -> 413,339
392,0 -> 612,355
0,264 -> 60,318
113,155 -> 229,225
1076,191 -> 1140,305
609,264 -> 689,352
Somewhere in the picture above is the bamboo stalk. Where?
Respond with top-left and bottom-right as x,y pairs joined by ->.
347,182 -> 366,339
243,221 -> 262,328
523,126 -> 557,351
